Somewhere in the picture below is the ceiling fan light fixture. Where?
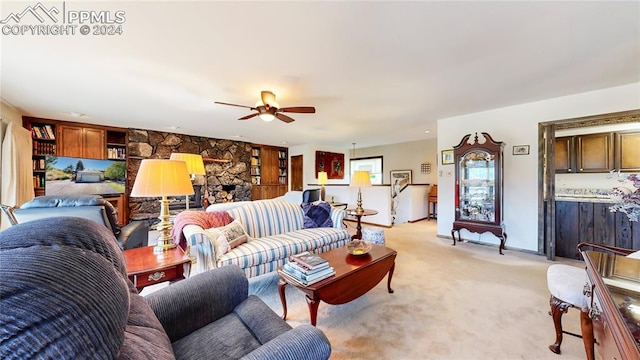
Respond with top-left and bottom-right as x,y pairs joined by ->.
259,113 -> 275,121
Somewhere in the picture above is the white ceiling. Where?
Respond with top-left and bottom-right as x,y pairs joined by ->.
1,1 -> 639,148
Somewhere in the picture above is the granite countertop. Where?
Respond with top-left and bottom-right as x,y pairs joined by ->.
555,188 -> 616,203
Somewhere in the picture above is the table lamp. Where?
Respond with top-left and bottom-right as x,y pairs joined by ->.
351,170 -> 371,214
169,153 -> 206,209
318,171 -> 328,201
131,159 -> 194,253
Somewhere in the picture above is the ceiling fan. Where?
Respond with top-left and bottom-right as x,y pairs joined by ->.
215,91 -> 315,123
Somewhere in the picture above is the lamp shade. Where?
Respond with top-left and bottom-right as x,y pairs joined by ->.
351,171 -> 371,187
131,159 -> 194,197
169,153 -> 206,175
317,171 -> 328,185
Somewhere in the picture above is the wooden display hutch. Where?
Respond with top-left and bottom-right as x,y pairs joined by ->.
250,144 -> 288,200
23,117 -> 129,225
451,132 -> 507,255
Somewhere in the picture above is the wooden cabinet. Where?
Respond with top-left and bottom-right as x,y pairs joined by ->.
555,133 -> 613,173
23,117 -> 57,197
555,201 -> 640,260
576,132 -> 614,173
58,124 -> 105,159
23,117 -> 127,199
615,130 -> 640,172
250,144 -> 288,200
106,130 -> 127,160
556,130 -> 640,173
451,132 -> 507,254
554,136 -> 574,173
104,194 -> 127,225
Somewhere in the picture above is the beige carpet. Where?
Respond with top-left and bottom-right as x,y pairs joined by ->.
248,220 -> 587,360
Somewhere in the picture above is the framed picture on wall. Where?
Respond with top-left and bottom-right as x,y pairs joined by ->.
512,145 -> 530,155
441,149 -> 454,164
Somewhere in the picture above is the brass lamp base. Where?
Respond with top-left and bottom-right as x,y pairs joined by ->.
355,188 -> 364,214
154,196 -> 177,254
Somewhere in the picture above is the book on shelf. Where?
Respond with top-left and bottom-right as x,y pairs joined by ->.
278,267 -> 335,287
289,251 -> 328,270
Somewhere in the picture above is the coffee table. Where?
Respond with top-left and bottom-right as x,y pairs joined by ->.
278,244 -> 397,326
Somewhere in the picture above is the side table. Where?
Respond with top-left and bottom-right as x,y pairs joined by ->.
346,209 -> 378,240
124,245 -> 191,291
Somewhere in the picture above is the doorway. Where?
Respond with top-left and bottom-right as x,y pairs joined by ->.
538,109 -> 640,260
291,155 -> 303,191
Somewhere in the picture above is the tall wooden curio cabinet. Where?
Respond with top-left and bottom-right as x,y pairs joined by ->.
451,132 -> 507,254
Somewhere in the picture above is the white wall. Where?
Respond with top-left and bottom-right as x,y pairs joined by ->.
436,83 -> 640,252
394,184 -> 430,223
290,138 -> 438,188
350,139 -> 438,185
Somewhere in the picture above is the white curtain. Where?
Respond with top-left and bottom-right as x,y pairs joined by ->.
1,122 -> 33,229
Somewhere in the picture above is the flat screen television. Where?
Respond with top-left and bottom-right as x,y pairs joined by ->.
45,156 -> 126,197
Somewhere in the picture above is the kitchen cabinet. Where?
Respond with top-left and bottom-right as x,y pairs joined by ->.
555,133 -> 613,173
615,130 -> 640,172
554,136 -> 574,173
451,132 -> 507,254
555,200 -> 640,260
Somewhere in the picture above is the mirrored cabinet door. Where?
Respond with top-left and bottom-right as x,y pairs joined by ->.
458,150 -> 496,223
451,132 -> 507,254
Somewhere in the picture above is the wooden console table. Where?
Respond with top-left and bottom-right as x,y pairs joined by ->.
580,248 -> 640,360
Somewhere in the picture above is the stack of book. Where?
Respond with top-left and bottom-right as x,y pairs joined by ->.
279,251 -> 335,286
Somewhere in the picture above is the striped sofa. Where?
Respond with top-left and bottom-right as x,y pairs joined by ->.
184,200 -> 350,278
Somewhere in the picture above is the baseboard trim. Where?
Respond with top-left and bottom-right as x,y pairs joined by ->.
435,234 -> 543,256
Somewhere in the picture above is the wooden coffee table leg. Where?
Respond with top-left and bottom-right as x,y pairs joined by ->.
278,278 -> 288,320
387,262 -> 395,293
305,294 -> 320,326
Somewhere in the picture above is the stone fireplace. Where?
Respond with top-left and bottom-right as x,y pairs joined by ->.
127,129 -> 252,223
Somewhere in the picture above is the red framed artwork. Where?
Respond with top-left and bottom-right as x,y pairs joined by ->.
315,151 -> 345,179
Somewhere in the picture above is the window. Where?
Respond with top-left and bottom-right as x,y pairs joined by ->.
350,156 -> 383,185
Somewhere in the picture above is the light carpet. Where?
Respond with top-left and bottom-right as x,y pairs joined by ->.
247,220 -> 587,360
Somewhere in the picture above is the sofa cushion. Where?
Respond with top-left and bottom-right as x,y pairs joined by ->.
227,200 -> 305,238
171,312 -> 262,360
172,210 -> 234,250
217,220 -> 250,248
302,202 -> 333,228
217,228 -> 350,269
205,227 -> 230,257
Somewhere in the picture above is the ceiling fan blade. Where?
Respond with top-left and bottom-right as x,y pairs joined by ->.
261,91 -> 276,106
275,113 -> 295,123
279,106 -> 316,113
215,101 -> 254,109
238,113 -> 259,120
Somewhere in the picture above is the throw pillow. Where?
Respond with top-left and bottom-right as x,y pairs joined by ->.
204,227 -> 230,258
302,201 -> 333,228
216,220 -> 250,249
